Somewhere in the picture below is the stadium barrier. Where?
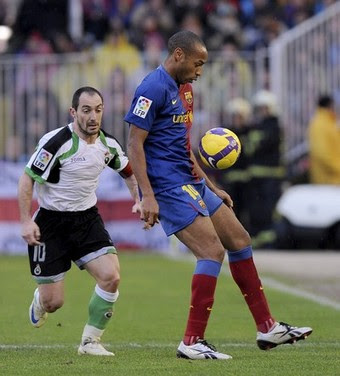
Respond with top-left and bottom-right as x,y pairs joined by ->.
0,50 -> 268,161
0,161 -> 169,254
270,1 -> 340,167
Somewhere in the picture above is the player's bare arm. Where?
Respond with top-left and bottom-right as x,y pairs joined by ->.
127,124 -> 159,227
190,150 -> 233,207
18,173 -> 41,246
123,174 -> 141,214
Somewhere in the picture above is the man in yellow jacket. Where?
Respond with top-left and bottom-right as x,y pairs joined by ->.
308,95 -> 340,185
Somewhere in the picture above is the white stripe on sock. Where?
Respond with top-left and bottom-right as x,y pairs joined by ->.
95,284 -> 119,303
82,324 -> 104,341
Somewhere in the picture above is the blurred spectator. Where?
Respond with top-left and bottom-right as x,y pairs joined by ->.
179,12 -> 205,41
246,90 -> 285,248
142,33 -> 165,70
206,0 -> 241,50
260,13 -> 287,46
307,95 -> 340,184
1,0 -> 336,56
51,32 -> 78,54
129,0 -> 175,50
314,0 -> 337,14
239,0 -> 287,50
279,0 -> 312,28
82,0 -> 111,43
94,19 -> 142,76
19,31 -> 54,55
209,35 -> 252,115
13,70 -> 62,158
102,67 -> 130,142
109,0 -> 141,29
0,0 -> 9,25
219,98 -> 252,227
1,134 -> 24,162
7,0 -> 69,53
169,0 -> 211,27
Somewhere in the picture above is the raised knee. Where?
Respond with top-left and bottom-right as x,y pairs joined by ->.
41,297 -> 64,313
110,274 -> 120,291
99,273 -> 120,292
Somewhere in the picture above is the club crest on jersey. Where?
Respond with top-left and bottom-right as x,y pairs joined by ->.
184,91 -> 193,104
104,152 -> 114,164
133,96 -> 153,118
33,148 -> 53,171
198,199 -> 207,209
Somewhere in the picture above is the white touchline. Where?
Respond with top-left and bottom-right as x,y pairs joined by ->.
1,342 -> 340,350
261,277 -> 340,311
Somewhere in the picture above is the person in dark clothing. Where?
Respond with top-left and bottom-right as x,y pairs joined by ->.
247,90 -> 285,248
7,0 -> 69,53
220,97 -> 252,227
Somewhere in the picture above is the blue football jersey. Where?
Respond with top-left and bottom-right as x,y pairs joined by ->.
124,65 -> 199,193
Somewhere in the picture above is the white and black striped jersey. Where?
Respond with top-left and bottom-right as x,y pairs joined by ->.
25,123 -> 129,211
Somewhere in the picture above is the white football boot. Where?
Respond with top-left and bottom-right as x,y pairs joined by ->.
29,288 -> 48,328
177,339 -> 232,360
257,321 -> 313,350
78,337 -> 114,356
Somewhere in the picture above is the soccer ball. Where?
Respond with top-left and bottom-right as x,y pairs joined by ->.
198,127 -> 241,169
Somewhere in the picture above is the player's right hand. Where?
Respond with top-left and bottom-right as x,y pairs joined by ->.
21,220 -> 42,246
131,201 -> 142,214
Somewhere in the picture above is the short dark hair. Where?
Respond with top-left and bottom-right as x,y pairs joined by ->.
318,95 -> 333,108
72,86 -> 104,110
167,30 -> 206,55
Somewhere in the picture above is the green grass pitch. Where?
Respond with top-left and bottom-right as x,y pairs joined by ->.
0,252 -> 339,375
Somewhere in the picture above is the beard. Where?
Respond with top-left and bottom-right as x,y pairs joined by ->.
77,120 -> 99,136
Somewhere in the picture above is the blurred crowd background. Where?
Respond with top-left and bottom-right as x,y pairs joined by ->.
0,0 -> 339,250
0,0 -> 336,55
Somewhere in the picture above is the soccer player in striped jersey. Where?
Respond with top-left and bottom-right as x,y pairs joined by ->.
18,86 -> 140,356
125,30 -> 312,360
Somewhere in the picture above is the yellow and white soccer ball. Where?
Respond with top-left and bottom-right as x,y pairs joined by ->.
198,127 -> 241,169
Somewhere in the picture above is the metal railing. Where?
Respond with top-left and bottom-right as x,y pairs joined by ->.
270,1 -> 340,164
0,49 -> 268,162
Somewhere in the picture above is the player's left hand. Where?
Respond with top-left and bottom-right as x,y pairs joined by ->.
214,189 -> 233,208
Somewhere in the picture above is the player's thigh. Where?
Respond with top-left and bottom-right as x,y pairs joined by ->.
71,208 -> 117,270
175,215 -> 225,262
156,183 -> 211,236
28,241 -> 71,280
85,253 -> 120,289
211,203 -> 251,251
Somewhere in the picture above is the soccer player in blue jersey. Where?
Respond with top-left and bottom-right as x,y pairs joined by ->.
125,30 -> 312,360
18,86 -> 141,356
